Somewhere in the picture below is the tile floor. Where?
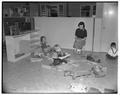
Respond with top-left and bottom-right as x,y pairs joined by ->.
2,48 -> 118,93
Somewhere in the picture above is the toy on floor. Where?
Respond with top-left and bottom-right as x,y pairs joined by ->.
69,83 -> 104,93
64,71 -> 74,77
74,64 -> 107,79
86,54 -> 101,63
69,82 -> 115,93
31,58 -> 43,62
64,70 -> 92,80
64,63 -> 107,80
69,83 -> 88,93
50,58 -> 68,66
50,54 -> 71,66
91,64 -> 107,78
30,52 -> 44,62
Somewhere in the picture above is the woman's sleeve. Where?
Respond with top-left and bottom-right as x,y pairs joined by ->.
75,29 -> 78,37
85,29 -> 87,37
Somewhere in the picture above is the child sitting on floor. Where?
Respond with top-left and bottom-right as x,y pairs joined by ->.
40,36 -> 51,55
53,44 -> 66,57
106,42 -> 118,59
50,44 -> 70,66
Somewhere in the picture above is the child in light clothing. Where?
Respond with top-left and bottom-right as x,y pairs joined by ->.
53,44 -> 66,57
50,44 -> 69,66
106,42 -> 118,59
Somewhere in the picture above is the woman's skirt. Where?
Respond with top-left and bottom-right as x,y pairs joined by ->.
73,37 -> 86,49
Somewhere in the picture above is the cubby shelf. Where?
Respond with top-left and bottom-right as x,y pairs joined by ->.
5,30 -> 40,62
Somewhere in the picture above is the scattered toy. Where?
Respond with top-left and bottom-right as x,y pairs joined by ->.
69,83 -> 89,93
86,54 -> 101,63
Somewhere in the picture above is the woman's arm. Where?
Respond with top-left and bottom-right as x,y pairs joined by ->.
82,37 -> 87,40
81,29 -> 87,40
75,36 -> 78,40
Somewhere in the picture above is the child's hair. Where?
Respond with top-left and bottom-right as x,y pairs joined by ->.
54,44 -> 60,47
53,44 -> 61,52
78,21 -> 85,28
111,42 -> 116,47
40,36 -> 46,42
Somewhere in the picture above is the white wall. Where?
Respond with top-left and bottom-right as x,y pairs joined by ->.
96,3 -> 103,18
35,17 -> 93,51
34,14 -> 117,52
94,18 -> 102,52
94,3 -> 118,52
101,3 -> 118,52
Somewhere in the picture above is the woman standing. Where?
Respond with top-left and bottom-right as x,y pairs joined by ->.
73,21 -> 87,54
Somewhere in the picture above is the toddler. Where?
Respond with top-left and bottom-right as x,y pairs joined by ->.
40,36 -> 51,55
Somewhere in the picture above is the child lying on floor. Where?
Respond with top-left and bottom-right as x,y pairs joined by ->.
106,42 -> 118,59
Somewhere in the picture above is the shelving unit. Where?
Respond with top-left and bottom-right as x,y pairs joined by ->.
39,3 -> 66,17
30,31 -> 41,52
3,17 -> 34,36
5,30 -> 40,62
6,33 -> 30,62
80,5 -> 96,17
3,3 -> 30,17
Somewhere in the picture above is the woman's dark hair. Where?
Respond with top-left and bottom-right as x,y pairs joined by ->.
78,21 -> 85,28
40,36 -> 46,42
111,42 -> 116,47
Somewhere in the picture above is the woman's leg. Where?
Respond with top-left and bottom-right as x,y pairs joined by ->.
80,47 -> 84,55
76,39 -> 86,55
73,48 -> 77,52
77,49 -> 82,54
